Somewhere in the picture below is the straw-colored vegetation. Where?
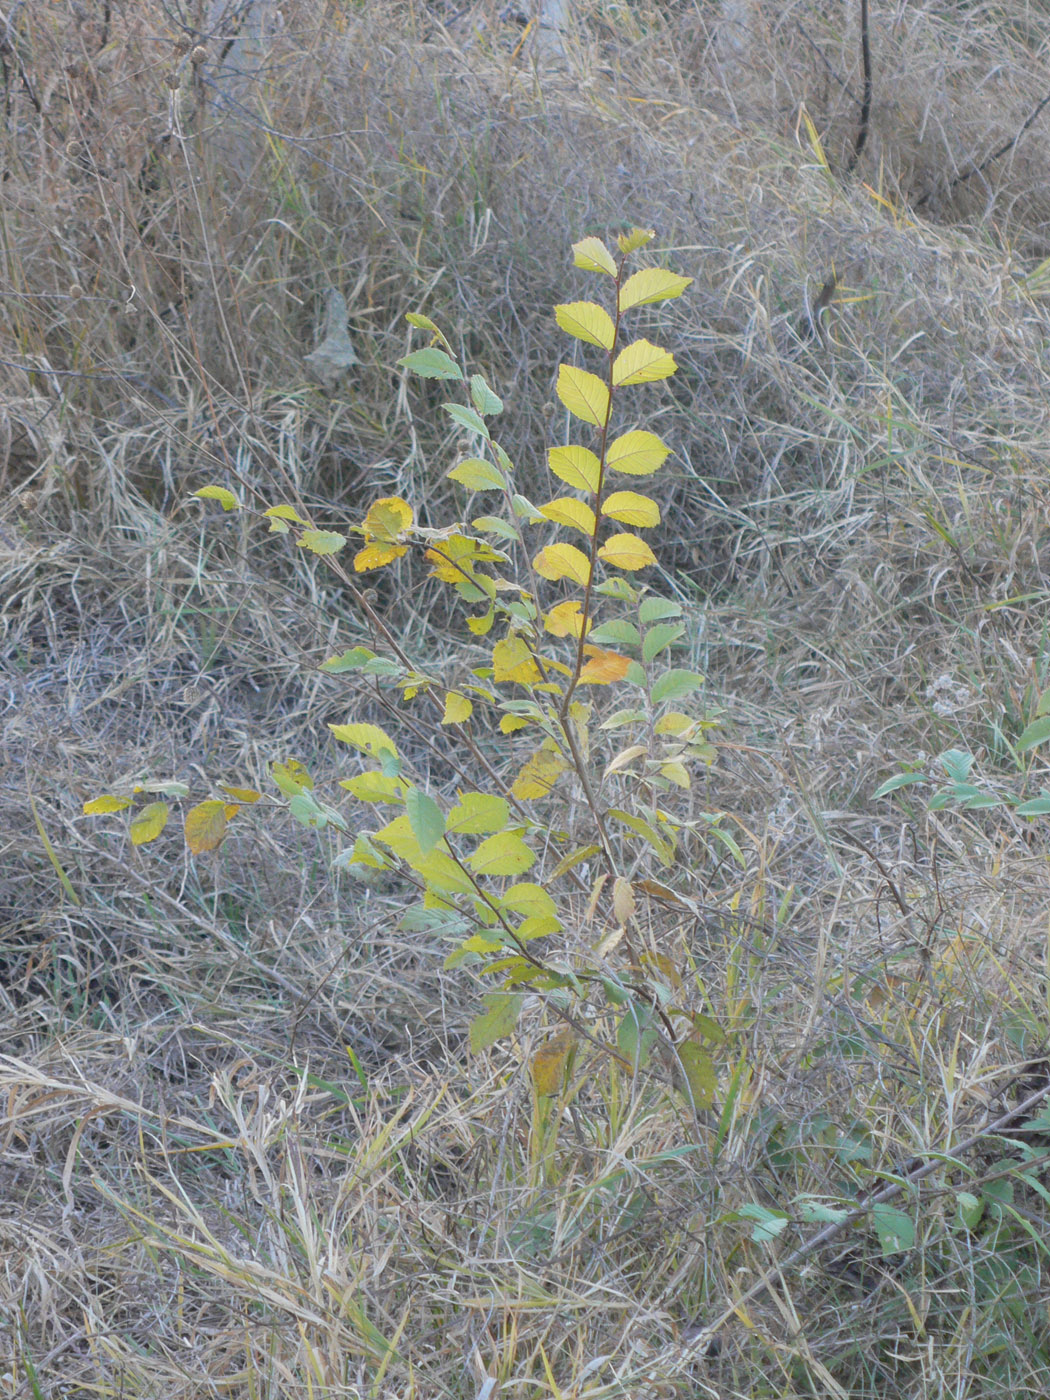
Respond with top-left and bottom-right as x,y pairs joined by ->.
5,1 -> 1050,1396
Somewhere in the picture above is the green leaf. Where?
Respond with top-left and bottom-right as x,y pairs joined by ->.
472,516 -> 520,540
407,788 -> 445,854
617,1000 -> 657,1068
1017,715 -> 1050,752
1016,794 -> 1050,816
955,1190 -> 984,1230
297,530 -> 347,556
642,622 -> 685,663
872,771 -> 927,798
872,1203 -> 915,1255
675,1042 -> 717,1110
470,374 -> 503,416
650,669 -> 704,703
939,748 -> 974,782
737,1204 -> 790,1244
639,596 -> 682,624
469,993 -> 522,1052
444,403 -> 489,437
398,347 -> 462,379
589,618 -> 641,647
448,457 -> 506,491
404,311 -> 444,335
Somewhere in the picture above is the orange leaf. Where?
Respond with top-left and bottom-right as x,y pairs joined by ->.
578,648 -> 632,684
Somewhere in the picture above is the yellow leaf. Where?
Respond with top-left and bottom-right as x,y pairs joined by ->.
572,235 -> 617,275
533,542 -> 591,585
618,267 -> 693,311
676,1041 -> 717,1110
605,745 -> 647,776
500,714 -> 529,734
511,747 -> 568,800
83,794 -> 132,815
538,497 -> 596,536
578,648 -> 632,684
219,785 -> 262,802
602,490 -> 660,528
271,758 -> 314,794
492,635 -> 542,685
532,1028 -> 576,1096
547,444 -> 601,493
544,600 -> 588,638
193,485 -> 239,511
130,802 -> 168,846
612,875 -> 636,924
441,691 -> 473,725
617,227 -> 655,254
265,503 -> 305,533
354,541 -> 407,572
185,800 -> 233,854
363,496 -> 413,541
598,532 -> 657,571
555,300 -> 615,349
606,429 -> 671,476
659,759 -> 691,788
556,364 -> 610,428
425,532 -> 500,583
467,831 -> 536,876
612,339 -> 677,386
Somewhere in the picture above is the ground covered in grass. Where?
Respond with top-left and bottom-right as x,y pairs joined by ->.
5,2 -> 1050,1397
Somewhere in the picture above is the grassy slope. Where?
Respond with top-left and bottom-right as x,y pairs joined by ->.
4,1 -> 1050,1396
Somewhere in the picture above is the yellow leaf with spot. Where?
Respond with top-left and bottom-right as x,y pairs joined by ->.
533,543 -> 591,585
579,648 -> 632,684
598,533 -> 657,571
185,800 -> 238,854
602,491 -> 660,528
606,430 -> 671,477
545,600 -> 588,638
329,723 -> 399,758
538,497 -> 596,535
548,444 -> 600,492
511,747 -> 568,800
532,1028 -> 576,1096
555,300 -> 615,349
492,635 -> 541,685
572,236 -> 617,275
612,339 -> 677,386
130,802 -> 168,846
363,496 -> 413,540
441,691 -> 473,725
556,365 -> 609,428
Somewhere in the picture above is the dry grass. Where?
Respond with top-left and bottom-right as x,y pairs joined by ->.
5,1 -> 1050,1396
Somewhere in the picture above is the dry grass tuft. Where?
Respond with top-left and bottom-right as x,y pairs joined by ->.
5,2 -> 1050,1396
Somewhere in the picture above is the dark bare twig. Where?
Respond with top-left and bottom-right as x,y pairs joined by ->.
844,0 -> 871,176
915,90 -> 1050,209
